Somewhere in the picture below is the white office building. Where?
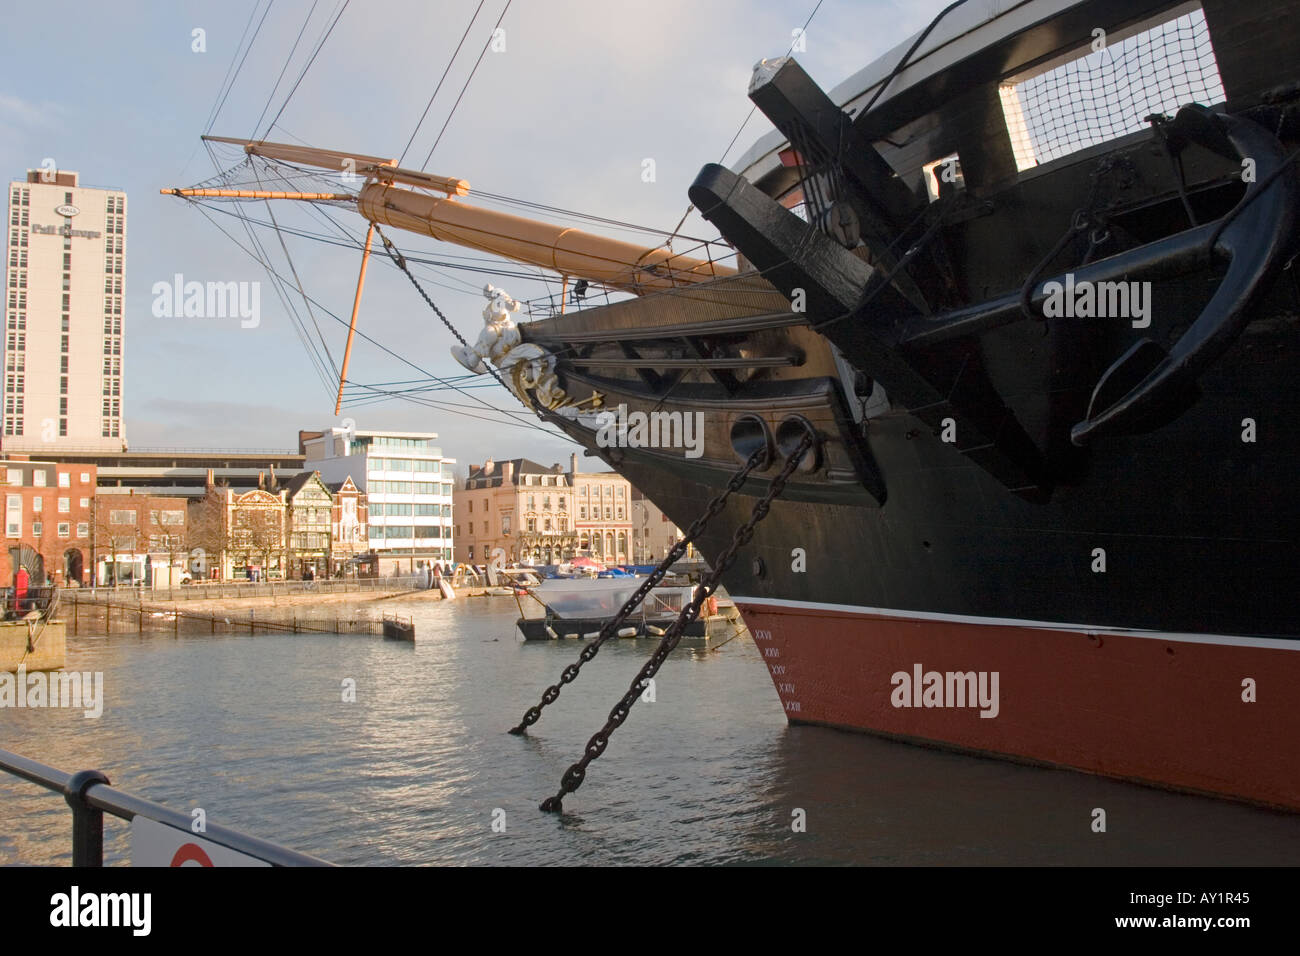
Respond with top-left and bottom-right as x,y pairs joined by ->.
301,426 -> 454,574
4,169 -> 126,451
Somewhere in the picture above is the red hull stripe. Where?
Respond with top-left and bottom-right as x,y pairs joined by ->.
736,599 -> 1300,810
729,596 -> 1300,651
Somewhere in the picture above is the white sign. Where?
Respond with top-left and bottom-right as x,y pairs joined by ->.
131,815 -> 271,867
55,203 -> 79,217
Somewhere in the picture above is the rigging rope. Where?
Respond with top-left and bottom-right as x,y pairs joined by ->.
252,0 -> 322,139
420,0 -> 514,170
255,165 -> 340,377
508,442 -> 772,735
399,0 -> 487,166
663,0 -> 828,248
181,197 -> 570,438
204,0 -> 270,135
261,0 -> 351,139
538,430 -> 814,813
372,225 -> 511,394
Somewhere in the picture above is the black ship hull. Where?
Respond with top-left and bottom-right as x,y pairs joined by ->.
492,0 -> 1300,807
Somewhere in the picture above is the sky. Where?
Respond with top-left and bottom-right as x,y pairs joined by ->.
0,0 -> 953,474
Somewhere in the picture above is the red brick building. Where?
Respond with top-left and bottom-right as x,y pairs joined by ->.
91,491 -> 190,586
1,456 -> 96,585
326,476 -> 368,575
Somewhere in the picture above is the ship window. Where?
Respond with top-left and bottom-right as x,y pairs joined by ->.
998,5 -> 1225,170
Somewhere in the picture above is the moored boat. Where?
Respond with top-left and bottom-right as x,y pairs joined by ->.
515,576 -> 738,641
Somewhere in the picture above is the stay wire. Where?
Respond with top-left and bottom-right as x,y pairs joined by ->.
180,198 -> 573,440
252,0 -> 322,140
262,0 -> 351,138
207,0 -> 278,135
420,0 -> 513,170
665,0 -> 827,246
399,0 -> 487,166
203,0 -> 264,134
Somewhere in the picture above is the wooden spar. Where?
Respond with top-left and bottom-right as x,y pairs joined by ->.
201,135 -> 469,196
356,183 -> 734,295
179,136 -> 736,296
161,187 -> 356,201
334,222 -> 375,415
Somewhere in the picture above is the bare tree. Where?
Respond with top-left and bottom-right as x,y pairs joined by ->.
249,507 -> 284,579
187,484 -> 229,582
229,497 -> 283,581
146,502 -> 189,594
93,499 -> 141,587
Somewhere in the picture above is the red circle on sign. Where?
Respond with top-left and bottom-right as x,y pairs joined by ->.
170,843 -> 215,867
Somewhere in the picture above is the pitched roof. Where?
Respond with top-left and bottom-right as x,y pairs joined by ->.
465,457 -> 563,486
281,470 -> 328,498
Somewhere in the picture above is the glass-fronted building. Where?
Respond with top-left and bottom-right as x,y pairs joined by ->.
301,427 -> 454,575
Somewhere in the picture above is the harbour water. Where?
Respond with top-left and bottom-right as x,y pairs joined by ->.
3,599 -> 1299,866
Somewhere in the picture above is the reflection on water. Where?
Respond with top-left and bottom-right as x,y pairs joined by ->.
2,599 -> 1298,865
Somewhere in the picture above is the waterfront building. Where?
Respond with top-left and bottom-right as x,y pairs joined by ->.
326,476 -> 368,575
301,427 -> 454,575
456,453 -> 633,565
90,490 -> 189,586
3,170 -> 126,451
280,470 -> 332,579
629,488 -> 690,563
0,456 -> 95,584
188,479 -> 287,580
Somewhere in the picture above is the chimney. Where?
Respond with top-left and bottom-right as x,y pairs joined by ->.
502,461 -> 514,485
570,453 -> 579,475
298,429 -> 322,455
258,471 -> 265,490
483,458 -> 495,475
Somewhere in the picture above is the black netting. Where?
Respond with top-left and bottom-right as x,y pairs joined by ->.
1004,9 -> 1226,167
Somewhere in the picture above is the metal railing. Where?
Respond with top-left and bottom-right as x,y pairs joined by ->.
0,748 -> 332,866
1,584 -> 57,620
0,445 -> 301,455
71,575 -> 434,601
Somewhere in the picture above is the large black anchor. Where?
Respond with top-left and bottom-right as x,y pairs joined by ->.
1071,106 -> 1299,446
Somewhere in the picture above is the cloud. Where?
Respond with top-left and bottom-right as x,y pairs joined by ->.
0,92 -> 64,149
0,92 -> 60,127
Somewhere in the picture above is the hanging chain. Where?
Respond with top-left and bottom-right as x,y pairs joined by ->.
539,431 -> 814,813
373,224 -> 512,392
508,443 -> 770,734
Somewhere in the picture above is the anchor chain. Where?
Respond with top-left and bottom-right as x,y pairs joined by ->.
374,224 -> 512,392
539,431 -> 814,813
508,443 -> 770,735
